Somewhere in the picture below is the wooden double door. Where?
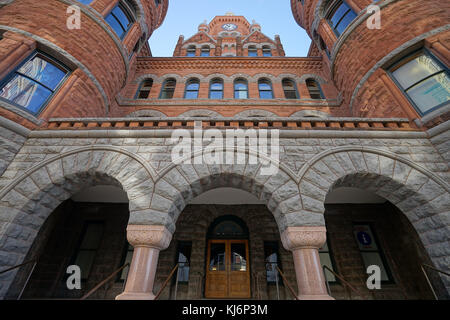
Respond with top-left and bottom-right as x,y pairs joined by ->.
205,239 -> 251,299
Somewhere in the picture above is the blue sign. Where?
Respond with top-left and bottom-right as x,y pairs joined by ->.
357,231 -> 372,246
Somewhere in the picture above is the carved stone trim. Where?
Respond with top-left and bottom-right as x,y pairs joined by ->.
281,226 -> 327,250
126,225 -> 172,250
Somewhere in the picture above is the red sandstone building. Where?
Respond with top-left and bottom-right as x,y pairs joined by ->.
0,0 -> 448,300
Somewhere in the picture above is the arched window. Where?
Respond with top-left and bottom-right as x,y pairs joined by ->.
159,78 -> 176,99
234,79 -> 248,99
248,46 -> 257,57
306,78 -> 324,99
105,1 -> 136,40
136,79 -> 153,99
186,45 -> 196,57
282,78 -> 299,99
327,0 -> 357,37
262,46 -> 272,57
209,78 -> 224,99
184,78 -> 200,99
258,79 -> 273,99
201,45 -> 211,57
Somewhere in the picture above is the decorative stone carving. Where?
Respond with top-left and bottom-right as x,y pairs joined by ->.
126,225 -> 172,250
281,226 -> 327,251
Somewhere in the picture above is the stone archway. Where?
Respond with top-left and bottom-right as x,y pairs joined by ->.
297,146 -> 450,293
118,151 -> 334,300
0,147 -> 156,298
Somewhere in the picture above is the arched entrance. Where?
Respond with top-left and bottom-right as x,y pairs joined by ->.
205,216 -> 251,299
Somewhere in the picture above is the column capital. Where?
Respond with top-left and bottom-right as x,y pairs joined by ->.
126,225 -> 172,250
281,226 -> 327,251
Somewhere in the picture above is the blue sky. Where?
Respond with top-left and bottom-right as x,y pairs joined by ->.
149,0 -> 311,57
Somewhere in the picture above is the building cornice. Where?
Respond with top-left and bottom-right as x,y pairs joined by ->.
136,56 -> 323,71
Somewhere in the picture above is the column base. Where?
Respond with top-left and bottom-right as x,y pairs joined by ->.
297,294 -> 335,300
115,292 -> 156,300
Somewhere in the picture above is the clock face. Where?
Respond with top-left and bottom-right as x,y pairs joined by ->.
222,23 -> 237,31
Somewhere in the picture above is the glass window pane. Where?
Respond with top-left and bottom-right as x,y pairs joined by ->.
392,54 -> 444,89
77,0 -> 93,5
406,73 -> 450,113
330,3 -> 350,27
319,252 -> 336,282
112,6 -> 131,30
259,82 -> 271,91
18,56 -> 66,90
106,14 -> 125,38
231,243 -> 247,272
259,90 -> 273,99
0,74 -> 52,113
185,90 -> 198,99
74,251 -> 96,280
186,82 -> 199,91
336,10 -> 357,35
210,91 -> 223,99
361,252 -> 390,281
235,90 -> 248,99
210,82 -> 223,90
209,243 -> 226,271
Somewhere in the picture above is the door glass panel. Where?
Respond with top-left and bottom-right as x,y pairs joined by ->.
209,243 -> 226,271
230,243 -> 247,272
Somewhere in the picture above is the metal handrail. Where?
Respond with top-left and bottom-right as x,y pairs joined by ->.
80,263 -> 130,300
0,259 -> 39,300
322,265 -> 368,299
154,263 -> 179,300
275,266 -> 298,300
0,259 -> 38,275
420,263 -> 450,300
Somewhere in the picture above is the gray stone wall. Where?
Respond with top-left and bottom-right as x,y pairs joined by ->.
0,128 -> 449,298
0,123 -> 27,178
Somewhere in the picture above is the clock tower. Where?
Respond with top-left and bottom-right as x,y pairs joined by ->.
173,13 -> 285,57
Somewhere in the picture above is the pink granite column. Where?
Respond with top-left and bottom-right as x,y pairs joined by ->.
116,225 -> 172,300
281,226 -> 334,300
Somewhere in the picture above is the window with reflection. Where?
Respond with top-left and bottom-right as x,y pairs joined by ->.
201,46 -> 211,57
176,241 -> 192,282
234,79 -> 248,99
209,243 -> 226,271
327,1 -> 357,37
231,243 -> 247,272
184,78 -> 200,99
306,78 -> 324,99
0,51 -> 69,115
248,46 -> 258,57
159,78 -> 176,99
258,79 -> 273,99
264,241 -> 282,283
77,0 -> 93,5
209,78 -> 224,99
105,1 -> 135,40
282,78 -> 299,99
388,50 -> 449,115
136,79 -> 153,99
262,46 -> 272,57
186,45 -> 196,57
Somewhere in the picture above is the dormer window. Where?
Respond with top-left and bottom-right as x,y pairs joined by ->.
201,46 -> 211,57
248,46 -> 258,57
186,45 -> 196,57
